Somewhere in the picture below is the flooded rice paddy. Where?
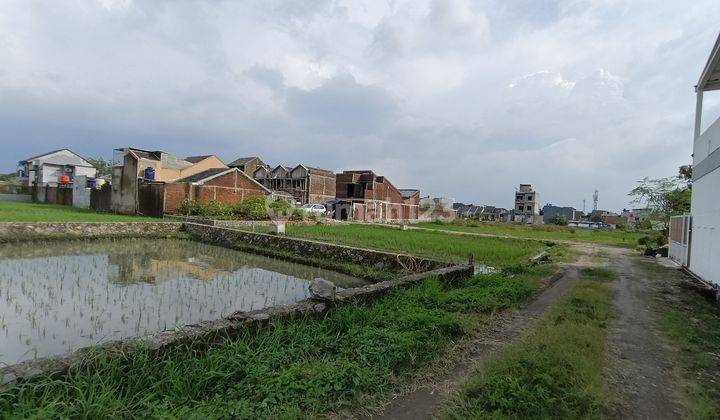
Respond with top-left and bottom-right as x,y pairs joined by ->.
0,239 -> 366,365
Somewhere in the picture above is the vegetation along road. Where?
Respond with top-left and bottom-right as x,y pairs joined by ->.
0,220 -> 717,418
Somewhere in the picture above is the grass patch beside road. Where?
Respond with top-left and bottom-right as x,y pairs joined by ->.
654,279 -> 720,418
0,201 -> 155,222
287,224 -> 548,267
417,220 -> 647,248
441,267 -> 615,419
0,266 -> 557,418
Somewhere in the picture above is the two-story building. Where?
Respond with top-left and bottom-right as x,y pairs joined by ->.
671,32 -> 720,288
17,149 -> 97,187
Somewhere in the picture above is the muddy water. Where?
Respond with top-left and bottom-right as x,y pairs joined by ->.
0,239 -> 366,365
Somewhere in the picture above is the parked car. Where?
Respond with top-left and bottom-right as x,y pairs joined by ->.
300,203 -> 327,216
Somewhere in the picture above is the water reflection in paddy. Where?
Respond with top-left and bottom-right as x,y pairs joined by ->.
0,239 -> 367,365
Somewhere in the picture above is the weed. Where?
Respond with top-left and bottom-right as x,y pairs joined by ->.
441,268 -> 614,419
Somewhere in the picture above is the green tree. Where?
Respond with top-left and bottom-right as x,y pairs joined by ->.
549,214 -> 568,226
628,165 -> 691,229
87,157 -> 113,177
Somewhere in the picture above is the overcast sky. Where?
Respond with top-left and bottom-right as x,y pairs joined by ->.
1,0 -> 719,211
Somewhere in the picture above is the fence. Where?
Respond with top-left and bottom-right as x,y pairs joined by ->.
669,214 -> 691,267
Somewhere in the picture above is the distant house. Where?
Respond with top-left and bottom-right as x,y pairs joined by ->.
542,204 -> 580,224
17,149 -> 97,187
398,189 -> 421,210
479,206 -> 511,222
335,170 -> 419,221
602,215 -> 628,228
228,156 -> 267,177
513,184 -> 541,224
164,167 -> 271,214
418,196 -> 456,221
111,147 -> 227,214
254,164 -> 336,205
622,208 -> 650,226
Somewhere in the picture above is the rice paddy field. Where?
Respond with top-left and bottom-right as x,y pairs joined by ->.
285,224 -> 548,267
0,201 -> 156,222
416,220 -> 648,247
0,239 -> 365,365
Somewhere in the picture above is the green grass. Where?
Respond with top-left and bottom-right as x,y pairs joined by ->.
0,201 -> 156,222
655,284 -> 720,418
0,266 -> 557,418
441,267 -> 615,419
417,220 -> 648,248
286,224 -> 548,267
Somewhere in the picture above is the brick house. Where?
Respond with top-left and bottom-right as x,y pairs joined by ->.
253,164 -> 335,205
334,170 -> 419,222
228,156 -> 267,177
111,147 -> 227,214
164,167 -> 271,213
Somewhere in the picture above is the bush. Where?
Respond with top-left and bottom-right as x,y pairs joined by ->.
235,196 -> 269,220
549,215 -> 569,226
177,197 -> 272,220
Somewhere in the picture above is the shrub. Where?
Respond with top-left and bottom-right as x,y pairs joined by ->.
235,196 -> 269,220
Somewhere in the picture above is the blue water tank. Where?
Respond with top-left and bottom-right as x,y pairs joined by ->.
144,166 -> 156,180
87,178 -> 97,188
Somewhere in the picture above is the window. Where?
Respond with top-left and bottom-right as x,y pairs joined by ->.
517,205 -> 523,211
526,205 -> 532,211
527,195 -> 533,201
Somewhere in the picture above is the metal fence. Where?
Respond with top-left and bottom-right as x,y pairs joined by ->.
669,214 -> 691,267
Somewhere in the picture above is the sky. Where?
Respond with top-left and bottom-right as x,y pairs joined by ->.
1,0 -> 720,211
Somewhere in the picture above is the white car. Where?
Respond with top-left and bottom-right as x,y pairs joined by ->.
300,203 -> 327,216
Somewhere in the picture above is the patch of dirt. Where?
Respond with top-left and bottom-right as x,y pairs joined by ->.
358,263 -> 582,420
603,250 -> 685,419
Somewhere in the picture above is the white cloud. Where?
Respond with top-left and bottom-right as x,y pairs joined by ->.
0,0 -> 717,211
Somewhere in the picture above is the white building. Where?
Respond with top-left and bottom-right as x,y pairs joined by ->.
17,149 -> 97,187
676,32 -> 720,288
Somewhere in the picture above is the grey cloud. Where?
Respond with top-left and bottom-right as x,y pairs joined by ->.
285,74 -> 399,136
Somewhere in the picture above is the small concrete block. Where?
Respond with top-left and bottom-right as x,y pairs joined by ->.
269,222 -> 286,235
309,278 -> 336,302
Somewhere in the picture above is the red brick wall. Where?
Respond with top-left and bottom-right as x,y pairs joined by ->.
163,183 -> 191,213
308,172 -> 336,203
163,171 -> 269,214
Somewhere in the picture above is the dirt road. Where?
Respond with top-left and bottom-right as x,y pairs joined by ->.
604,249 -> 685,419
363,245 -> 688,420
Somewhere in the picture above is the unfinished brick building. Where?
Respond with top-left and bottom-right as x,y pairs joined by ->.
228,156 -> 267,177
253,164 -> 335,205
334,170 -> 419,222
163,167 -> 270,214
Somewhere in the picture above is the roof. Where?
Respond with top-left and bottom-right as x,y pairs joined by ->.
228,156 -> 261,167
120,148 -> 162,161
398,189 -> 420,199
174,168 -> 231,183
172,167 -> 272,193
185,155 -> 214,164
698,31 -> 720,92
21,149 -> 94,167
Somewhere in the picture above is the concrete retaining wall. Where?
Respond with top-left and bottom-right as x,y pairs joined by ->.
0,194 -> 32,202
182,222 -> 452,273
0,222 -> 182,242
